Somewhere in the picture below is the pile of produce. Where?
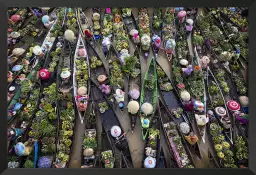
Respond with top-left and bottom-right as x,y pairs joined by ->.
164,122 -> 194,168
102,8 -> 113,38
110,61 -> 124,88
210,122 -> 237,168
101,150 -> 115,168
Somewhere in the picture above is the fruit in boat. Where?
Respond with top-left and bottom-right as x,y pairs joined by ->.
222,141 -> 230,149
83,148 -> 94,157
217,152 -> 225,159
215,144 -> 223,152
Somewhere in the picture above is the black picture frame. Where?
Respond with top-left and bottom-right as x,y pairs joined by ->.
1,0 -> 255,174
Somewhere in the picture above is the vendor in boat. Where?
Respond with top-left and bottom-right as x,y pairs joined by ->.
114,89 -> 125,111
77,87 -> 89,112
207,110 -> 217,123
152,35 -> 161,53
185,19 -> 194,33
8,127 -> 23,141
144,156 -> 156,168
180,90 -> 194,112
111,126 -> 127,150
84,29 -> 93,40
215,107 -> 231,129
239,96 -> 249,114
185,132 -> 199,145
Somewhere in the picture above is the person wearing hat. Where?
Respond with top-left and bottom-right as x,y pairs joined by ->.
8,127 -> 24,141
84,29 -> 93,40
152,35 -> 161,53
141,118 -> 150,129
185,132 -> 198,145
144,156 -> 156,168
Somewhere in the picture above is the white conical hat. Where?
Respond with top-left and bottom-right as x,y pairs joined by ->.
186,19 -> 194,25
127,100 -> 140,114
64,30 -> 75,41
110,126 -> 121,138
144,156 -> 156,168
141,102 -> 153,115
179,59 -> 189,66
78,86 -> 87,96
61,70 -> 71,79
33,45 -> 43,56
180,122 -> 190,134
239,96 -> 249,107
180,90 -> 191,102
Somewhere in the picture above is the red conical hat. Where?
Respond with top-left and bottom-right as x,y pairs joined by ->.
227,100 -> 240,111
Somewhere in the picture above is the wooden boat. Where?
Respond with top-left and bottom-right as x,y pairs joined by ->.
187,46 -> 207,144
73,33 -> 90,124
157,58 -> 203,159
162,7 -> 176,61
112,8 -> 130,56
91,8 -> 101,41
232,122 -> 248,168
91,80 -> 134,168
141,102 -> 160,168
55,37 -> 76,168
101,8 -> 114,56
107,46 -> 127,113
157,148 -> 167,168
121,8 -> 140,46
151,8 -> 163,56
206,95 -> 239,168
138,8 -> 151,58
140,58 -> 158,140
123,47 -> 141,133
76,8 -> 95,47
159,99 -> 196,168
81,102 -> 101,168
207,149 -> 221,168
86,41 -> 110,93
55,8 -> 78,168
205,67 -> 234,144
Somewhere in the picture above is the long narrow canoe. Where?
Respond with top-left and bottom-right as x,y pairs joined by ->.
159,99 -> 195,168
108,46 -> 127,112
140,57 -> 158,140
76,8 -> 95,47
73,33 -> 90,124
142,99 -> 160,168
151,8 -> 163,56
162,7 -> 176,62
206,87 -> 238,168
81,102 -> 102,168
91,80 -> 134,168
121,8 -> 139,46
124,47 -> 141,132
157,59 -> 203,159
138,8 -> 151,57
206,67 -> 234,145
